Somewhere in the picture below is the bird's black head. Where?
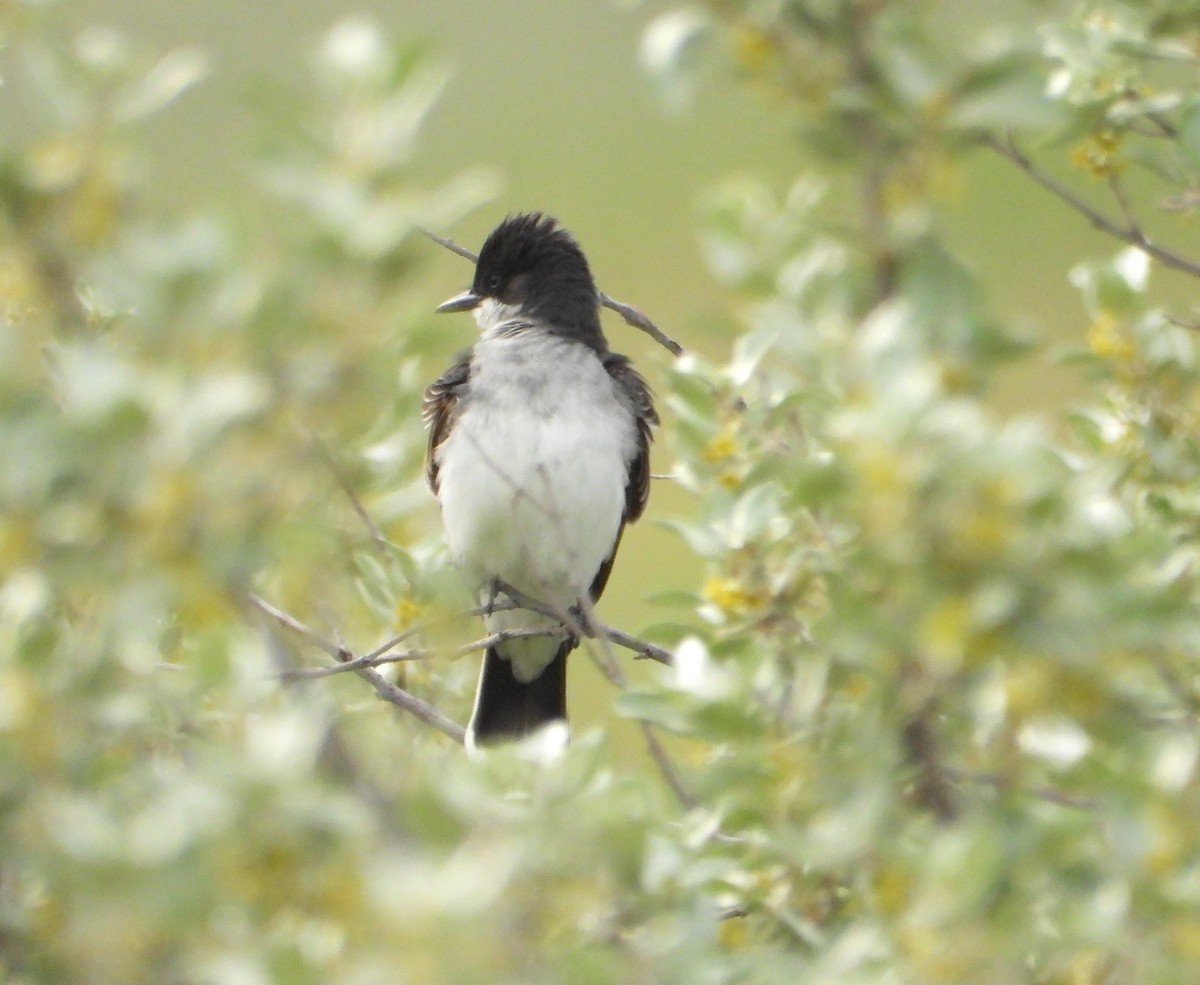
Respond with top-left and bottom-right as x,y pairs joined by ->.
437,213 -> 605,349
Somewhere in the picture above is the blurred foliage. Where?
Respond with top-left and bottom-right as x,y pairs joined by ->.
5,0 -> 1200,983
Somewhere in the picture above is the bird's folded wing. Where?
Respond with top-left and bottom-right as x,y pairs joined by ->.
422,352 -> 473,494
602,352 -> 658,524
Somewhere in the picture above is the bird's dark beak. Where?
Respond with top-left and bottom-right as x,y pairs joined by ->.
435,289 -> 482,314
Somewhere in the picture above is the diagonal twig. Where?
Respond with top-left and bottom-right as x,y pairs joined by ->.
945,767 -> 1099,812
420,226 -> 686,356
248,593 -> 349,661
251,587 -> 691,805
309,432 -> 391,556
493,579 -> 674,666
985,134 -> 1200,280
574,595 -> 698,811
247,594 -> 466,743
598,623 -> 675,665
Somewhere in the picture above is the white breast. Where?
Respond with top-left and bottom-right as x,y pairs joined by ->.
435,331 -> 637,679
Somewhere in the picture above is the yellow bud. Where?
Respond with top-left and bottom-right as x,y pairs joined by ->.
701,427 -> 738,464
918,595 -> 972,671
732,26 -> 777,74
718,913 -> 749,949
1070,131 -> 1124,177
872,863 -> 911,915
1169,919 -> 1200,962
702,574 -> 761,614
68,168 -> 120,246
393,597 -> 423,630
1086,314 -> 1134,361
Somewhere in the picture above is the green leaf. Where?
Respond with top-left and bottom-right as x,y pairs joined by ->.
948,55 -> 1067,132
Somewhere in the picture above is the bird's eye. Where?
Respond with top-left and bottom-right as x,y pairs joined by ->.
487,274 -> 503,293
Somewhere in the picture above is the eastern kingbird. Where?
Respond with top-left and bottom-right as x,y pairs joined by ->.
424,213 -> 657,748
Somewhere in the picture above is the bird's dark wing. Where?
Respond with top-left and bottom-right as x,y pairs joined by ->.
422,352 -> 472,494
590,353 -> 658,600
604,353 -> 658,524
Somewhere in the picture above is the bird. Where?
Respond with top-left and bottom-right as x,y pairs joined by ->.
423,213 -> 657,749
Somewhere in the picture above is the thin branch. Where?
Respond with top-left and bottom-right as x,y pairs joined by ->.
596,623 -> 675,666
419,226 -> 686,356
1165,311 -> 1200,332
1115,87 -> 1180,139
493,579 -> 673,665
309,433 -> 390,556
945,767 -> 1098,812
248,593 -> 349,661
421,227 -> 478,263
282,627 -> 562,680
247,594 -> 466,743
1144,109 -> 1179,140
598,291 -> 685,357
249,573 -> 686,808
845,0 -> 896,304
1153,652 -> 1200,727
637,721 -> 699,810
573,595 -> 698,811
260,617 -> 406,822
576,597 -> 627,688
492,579 -> 585,635
263,578 -> 671,682
349,663 -> 467,744
986,135 -> 1200,280
1107,171 -> 1139,231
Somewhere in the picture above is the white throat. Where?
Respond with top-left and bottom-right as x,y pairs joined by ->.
473,297 -> 529,339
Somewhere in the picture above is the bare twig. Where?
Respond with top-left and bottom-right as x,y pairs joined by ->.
260,577 -> 671,684
598,291 -> 685,357
492,579 -> 585,635
281,627 -> 562,680
259,617 -> 406,822
248,593 -> 349,661
247,594 -> 466,743
598,623 -> 675,666
1165,311 -> 1200,332
309,433 -> 390,556
1107,172 -> 1139,232
350,663 -> 467,744
421,227 -> 478,263
945,767 -> 1099,812
1115,88 -> 1180,139
637,721 -> 698,810
419,226 -> 686,356
846,0 -> 896,304
252,584 -> 693,807
986,135 -> 1200,280
1153,652 -> 1200,727
573,596 -> 697,811
493,579 -> 674,666
251,583 -> 673,685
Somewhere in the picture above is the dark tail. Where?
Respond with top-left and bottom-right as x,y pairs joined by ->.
467,641 -> 571,747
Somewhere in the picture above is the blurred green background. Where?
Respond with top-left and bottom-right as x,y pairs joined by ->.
59,0 -> 1192,356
